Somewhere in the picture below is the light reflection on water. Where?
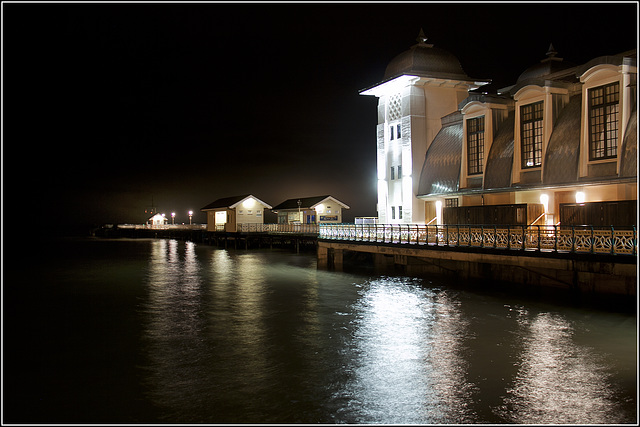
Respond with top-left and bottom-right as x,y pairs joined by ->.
335,279 -> 476,424
497,312 -> 631,424
137,239 -> 636,424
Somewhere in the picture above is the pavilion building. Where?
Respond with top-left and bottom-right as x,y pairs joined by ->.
361,31 -> 637,227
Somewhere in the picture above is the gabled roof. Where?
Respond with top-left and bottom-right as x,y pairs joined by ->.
201,194 -> 272,211
272,195 -> 350,211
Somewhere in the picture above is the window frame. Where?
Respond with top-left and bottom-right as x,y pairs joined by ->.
466,116 -> 485,175
520,101 -> 544,169
588,81 -> 620,161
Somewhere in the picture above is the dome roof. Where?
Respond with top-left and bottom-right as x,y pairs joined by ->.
384,29 -> 472,81
517,44 -> 575,83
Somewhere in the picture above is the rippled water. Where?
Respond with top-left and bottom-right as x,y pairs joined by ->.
4,238 -> 637,424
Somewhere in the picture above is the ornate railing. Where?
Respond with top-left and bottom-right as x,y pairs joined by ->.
237,223 -> 319,234
118,224 -> 206,230
319,224 -> 637,256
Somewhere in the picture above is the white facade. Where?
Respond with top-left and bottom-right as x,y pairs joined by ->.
362,76 -> 483,224
148,213 -> 167,225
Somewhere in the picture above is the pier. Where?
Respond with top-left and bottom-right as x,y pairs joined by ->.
95,223 -> 318,252
317,224 -> 637,298
94,222 -> 637,298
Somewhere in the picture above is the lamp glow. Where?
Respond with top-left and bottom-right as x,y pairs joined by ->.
214,211 -> 226,225
539,194 -> 549,212
242,198 -> 256,209
435,200 -> 442,225
576,192 -> 586,204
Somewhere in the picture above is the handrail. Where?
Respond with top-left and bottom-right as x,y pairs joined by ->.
426,217 -> 438,225
529,212 -> 546,226
318,223 -> 637,256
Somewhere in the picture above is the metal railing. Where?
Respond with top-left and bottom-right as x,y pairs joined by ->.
237,223 -> 320,234
319,224 -> 637,256
118,224 -> 206,230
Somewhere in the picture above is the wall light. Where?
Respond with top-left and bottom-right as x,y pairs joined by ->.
435,200 -> 442,225
242,198 -> 256,209
539,194 -> 549,213
575,191 -> 586,204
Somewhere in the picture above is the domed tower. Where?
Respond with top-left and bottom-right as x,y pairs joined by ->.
361,29 -> 489,224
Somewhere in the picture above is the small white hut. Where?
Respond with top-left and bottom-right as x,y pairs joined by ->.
148,213 -> 167,226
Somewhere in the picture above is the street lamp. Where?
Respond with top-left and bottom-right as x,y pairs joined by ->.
171,212 -> 176,224
297,199 -> 302,223
188,210 -> 193,225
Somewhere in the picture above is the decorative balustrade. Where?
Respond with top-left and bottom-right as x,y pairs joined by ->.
237,223 -> 320,234
319,224 -> 637,256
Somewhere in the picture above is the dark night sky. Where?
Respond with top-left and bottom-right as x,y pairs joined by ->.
4,1 -> 637,231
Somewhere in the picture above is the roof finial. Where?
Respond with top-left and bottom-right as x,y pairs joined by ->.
546,43 -> 558,58
417,28 -> 428,44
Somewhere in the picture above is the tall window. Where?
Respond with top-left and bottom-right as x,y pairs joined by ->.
520,102 -> 544,168
398,206 -> 403,220
396,124 -> 402,139
467,116 -> 485,175
589,82 -> 619,160
391,206 -> 396,220
390,166 -> 395,180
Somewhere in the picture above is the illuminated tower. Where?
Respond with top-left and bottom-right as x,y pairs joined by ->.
361,30 -> 488,223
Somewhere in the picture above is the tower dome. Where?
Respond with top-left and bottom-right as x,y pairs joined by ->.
516,43 -> 575,82
384,29 -> 472,81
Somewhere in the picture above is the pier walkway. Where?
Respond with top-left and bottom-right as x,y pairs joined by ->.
317,224 -> 637,298
318,223 -> 637,256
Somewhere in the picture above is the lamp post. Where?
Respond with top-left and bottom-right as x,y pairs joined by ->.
297,199 -> 302,223
188,210 -> 193,225
171,212 -> 176,225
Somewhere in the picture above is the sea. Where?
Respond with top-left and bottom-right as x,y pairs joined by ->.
3,237 -> 637,424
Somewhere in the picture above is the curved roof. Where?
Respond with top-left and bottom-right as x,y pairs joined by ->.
620,106 -> 637,178
384,30 -> 472,81
543,95 -> 582,184
484,113 -> 515,189
417,112 -> 463,196
516,44 -> 575,83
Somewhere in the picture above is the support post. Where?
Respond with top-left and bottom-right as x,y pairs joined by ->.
317,245 -> 328,269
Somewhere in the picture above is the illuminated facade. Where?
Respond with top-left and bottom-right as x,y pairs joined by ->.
148,213 -> 167,226
201,194 -> 272,232
362,32 -> 637,226
361,30 -> 489,224
272,195 -> 350,224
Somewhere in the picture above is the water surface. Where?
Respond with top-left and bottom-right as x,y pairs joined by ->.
4,238 -> 637,423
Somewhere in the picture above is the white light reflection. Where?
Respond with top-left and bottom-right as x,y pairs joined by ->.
142,239 -> 208,420
336,278 -> 475,424
498,312 -> 625,424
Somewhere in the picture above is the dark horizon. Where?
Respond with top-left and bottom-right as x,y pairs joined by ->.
4,2 -> 637,232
